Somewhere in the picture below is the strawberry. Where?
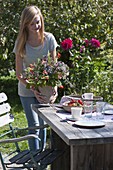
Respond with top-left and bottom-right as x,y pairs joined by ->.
70,99 -> 76,103
78,99 -> 83,105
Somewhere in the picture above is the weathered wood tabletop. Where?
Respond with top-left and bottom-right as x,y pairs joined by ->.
33,104 -> 113,170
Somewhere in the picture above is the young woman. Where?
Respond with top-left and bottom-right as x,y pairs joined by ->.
13,5 -> 58,151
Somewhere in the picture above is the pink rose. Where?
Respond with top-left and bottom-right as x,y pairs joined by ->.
84,39 -> 89,46
61,38 -> 73,50
90,38 -> 100,48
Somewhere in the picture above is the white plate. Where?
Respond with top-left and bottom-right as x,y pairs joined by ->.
103,110 -> 113,115
74,120 -> 105,128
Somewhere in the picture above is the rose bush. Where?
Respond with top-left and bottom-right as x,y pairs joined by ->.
57,37 -> 101,94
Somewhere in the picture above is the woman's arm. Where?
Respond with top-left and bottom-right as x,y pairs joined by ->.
16,54 -> 27,86
50,49 -> 57,62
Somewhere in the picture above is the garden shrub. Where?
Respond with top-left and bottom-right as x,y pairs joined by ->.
1,0 -> 113,102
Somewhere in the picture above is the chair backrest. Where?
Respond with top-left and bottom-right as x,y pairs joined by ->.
0,92 -> 14,127
0,92 -> 8,103
0,93 -> 20,169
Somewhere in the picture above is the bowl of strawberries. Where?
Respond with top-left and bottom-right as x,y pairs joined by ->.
62,99 -> 83,112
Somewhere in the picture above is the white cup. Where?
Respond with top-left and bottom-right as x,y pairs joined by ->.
71,107 -> 83,120
82,93 -> 93,100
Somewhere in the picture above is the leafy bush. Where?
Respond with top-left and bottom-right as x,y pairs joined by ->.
1,0 -> 113,102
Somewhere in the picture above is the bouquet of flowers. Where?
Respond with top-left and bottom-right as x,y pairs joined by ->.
21,56 -> 69,90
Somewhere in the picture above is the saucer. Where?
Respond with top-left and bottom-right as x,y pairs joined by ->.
66,116 -> 82,121
102,110 -> 113,115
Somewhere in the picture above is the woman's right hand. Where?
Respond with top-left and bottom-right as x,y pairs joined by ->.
33,90 -> 47,103
33,86 -> 58,104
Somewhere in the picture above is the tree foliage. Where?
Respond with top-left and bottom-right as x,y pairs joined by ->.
0,0 -> 113,101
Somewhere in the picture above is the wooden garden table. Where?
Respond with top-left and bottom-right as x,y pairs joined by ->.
33,104 -> 113,170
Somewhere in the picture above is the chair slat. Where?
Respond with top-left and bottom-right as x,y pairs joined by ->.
41,149 -> 64,165
33,149 -> 53,163
0,93 -> 7,103
0,113 -> 14,127
9,150 -> 30,164
0,103 -> 11,115
16,149 -> 41,164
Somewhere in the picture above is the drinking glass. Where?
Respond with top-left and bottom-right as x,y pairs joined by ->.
96,102 -> 106,119
71,107 -> 83,120
83,101 -> 93,118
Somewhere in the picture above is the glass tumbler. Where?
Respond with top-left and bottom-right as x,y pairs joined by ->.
96,102 -> 106,119
83,101 -> 93,118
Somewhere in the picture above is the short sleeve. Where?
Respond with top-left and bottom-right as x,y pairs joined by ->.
13,40 -> 17,54
48,33 -> 58,51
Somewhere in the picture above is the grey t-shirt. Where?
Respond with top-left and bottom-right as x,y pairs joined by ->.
13,32 -> 58,97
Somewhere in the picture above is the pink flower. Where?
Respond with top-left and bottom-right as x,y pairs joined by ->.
43,70 -> 48,75
80,46 -> 85,53
29,64 -> 35,68
90,38 -> 100,48
61,38 -> 73,50
84,39 -> 89,46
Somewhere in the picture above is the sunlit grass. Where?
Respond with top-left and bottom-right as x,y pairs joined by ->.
0,76 -> 29,153
0,76 -> 51,155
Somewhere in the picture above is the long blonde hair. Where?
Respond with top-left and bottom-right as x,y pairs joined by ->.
16,6 -> 44,57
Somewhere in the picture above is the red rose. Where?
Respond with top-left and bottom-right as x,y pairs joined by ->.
61,38 -> 73,50
90,38 -> 100,48
84,39 -> 89,46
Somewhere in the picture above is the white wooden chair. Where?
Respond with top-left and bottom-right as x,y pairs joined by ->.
0,92 -> 63,170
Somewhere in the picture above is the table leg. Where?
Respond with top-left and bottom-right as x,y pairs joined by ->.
51,130 -> 70,170
50,129 -> 113,170
71,143 -> 113,170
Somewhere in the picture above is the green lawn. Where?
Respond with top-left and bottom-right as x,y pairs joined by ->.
0,75 -> 52,155
0,76 -> 58,154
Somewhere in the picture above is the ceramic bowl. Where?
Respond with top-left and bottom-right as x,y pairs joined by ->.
62,101 -> 78,112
